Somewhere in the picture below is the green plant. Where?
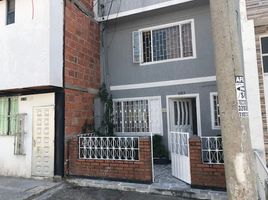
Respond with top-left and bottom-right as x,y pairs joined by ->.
81,120 -> 94,134
95,83 -> 114,136
153,135 -> 168,158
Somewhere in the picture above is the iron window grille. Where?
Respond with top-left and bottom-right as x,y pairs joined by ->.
261,36 -> 268,73
210,93 -> 221,129
133,20 -> 195,64
201,137 -> 224,164
79,136 -> 140,161
113,99 -> 150,133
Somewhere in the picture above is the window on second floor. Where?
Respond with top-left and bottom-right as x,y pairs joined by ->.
6,0 -> 15,25
210,93 -> 220,129
261,36 -> 268,73
133,19 -> 196,64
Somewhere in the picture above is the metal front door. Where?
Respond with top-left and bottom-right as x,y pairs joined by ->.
170,131 -> 191,184
171,99 -> 193,133
32,106 -> 54,177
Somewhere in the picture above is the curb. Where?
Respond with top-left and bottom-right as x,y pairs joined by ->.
67,178 -> 227,200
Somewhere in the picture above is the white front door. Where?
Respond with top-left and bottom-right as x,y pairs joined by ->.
32,106 -> 54,177
170,99 -> 193,133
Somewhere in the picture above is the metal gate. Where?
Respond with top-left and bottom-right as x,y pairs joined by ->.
170,131 -> 191,184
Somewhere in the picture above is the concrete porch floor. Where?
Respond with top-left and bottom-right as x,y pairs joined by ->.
68,164 -> 227,200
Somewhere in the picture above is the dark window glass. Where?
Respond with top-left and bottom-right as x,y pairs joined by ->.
263,56 -> 268,73
6,0 -> 15,25
261,37 -> 268,54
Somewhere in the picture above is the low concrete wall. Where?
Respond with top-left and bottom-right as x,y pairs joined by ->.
189,136 -> 226,189
65,136 -> 153,183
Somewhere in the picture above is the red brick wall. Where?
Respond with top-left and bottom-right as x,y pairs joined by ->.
64,0 -> 100,137
189,137 -> 226,189
66,137 -> 153,183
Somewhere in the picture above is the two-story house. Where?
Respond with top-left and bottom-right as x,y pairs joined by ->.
0,0 -> 100,178
246,0 -> 268,162
94,0 -> 266,183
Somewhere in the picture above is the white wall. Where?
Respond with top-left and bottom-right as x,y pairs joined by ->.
0,93 -> 55,177
240,0 -> 266,160
0,0 -> 64,90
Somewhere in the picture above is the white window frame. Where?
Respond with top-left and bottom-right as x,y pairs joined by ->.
113,96 -> 163,136
210,92 -> 220,130
260,35 -> 268,74
138,19 -> 197,66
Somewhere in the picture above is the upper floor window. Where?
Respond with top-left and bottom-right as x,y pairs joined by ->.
261,36 -> 268,73
113,97 -> 162,135
210,93 -> 220,129
133,19 -> 196,64
6,0 -> 15,25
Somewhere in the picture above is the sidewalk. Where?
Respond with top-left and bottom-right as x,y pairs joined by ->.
67,165 -> 227,200
0,176 -> 62,200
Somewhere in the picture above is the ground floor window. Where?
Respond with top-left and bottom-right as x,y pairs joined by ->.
0,97 -> 18,135
113,97 -> 162,134
210,93 -> 220,129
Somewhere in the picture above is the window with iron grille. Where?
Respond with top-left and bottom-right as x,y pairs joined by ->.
113,97 -> 162,134
132,20 -> 195,64
210,93 -> 221,129
0,97 -> 18,135
261,36 -> 268,73
6,0 -> 15,25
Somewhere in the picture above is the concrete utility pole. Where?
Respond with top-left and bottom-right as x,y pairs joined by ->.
209,0 -> 257,199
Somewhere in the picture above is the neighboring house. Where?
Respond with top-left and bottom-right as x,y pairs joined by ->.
94,0 -> 266,184
246,0 -> 268,162
0,0 -> 100,178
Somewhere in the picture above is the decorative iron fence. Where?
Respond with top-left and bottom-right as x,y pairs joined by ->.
254,150 -> 268,200
79,136 -> 140,161
201,136 -> 224,164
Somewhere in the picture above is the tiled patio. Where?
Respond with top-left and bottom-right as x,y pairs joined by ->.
153,164 -> 189,190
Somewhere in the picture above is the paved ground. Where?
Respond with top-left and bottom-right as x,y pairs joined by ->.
35,183 -> 193,200
0,176 -> 60,200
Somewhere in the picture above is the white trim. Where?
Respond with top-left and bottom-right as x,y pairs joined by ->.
138,19 -> 197,66
140,55 -> 197,66
209,92 -> 220,130
166,93 -> 202,137
110,76 -> 216,91
113,95 -> 161,102
97,0 -> 194,21
260,35 -> 268,74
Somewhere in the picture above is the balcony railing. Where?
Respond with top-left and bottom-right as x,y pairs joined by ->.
201,136 -> 224,164
79,136 -> 140,161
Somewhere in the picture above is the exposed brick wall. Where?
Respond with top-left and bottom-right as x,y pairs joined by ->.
65,89 -> 94,137
189,137 -> 226,189
254,25 -> 268,162
64,0 -> 101,138
66,137 -> 153,183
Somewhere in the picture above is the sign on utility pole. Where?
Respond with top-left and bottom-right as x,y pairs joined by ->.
209,0 -> 257,199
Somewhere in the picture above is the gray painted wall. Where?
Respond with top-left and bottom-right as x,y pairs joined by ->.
111,82 -> 221,149
98,0 -> 175,17
104,4 -> 215,86
100,2 -> 221,147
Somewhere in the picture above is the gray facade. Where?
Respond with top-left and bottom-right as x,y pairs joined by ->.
100,0 -> 220,149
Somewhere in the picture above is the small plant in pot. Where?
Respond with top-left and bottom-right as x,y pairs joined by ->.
153,135 -> 170,164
